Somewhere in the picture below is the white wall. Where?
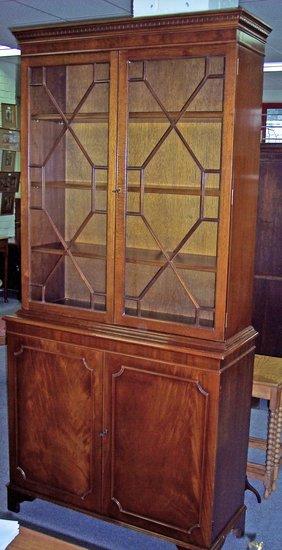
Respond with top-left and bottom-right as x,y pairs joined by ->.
133,0 -> 238,17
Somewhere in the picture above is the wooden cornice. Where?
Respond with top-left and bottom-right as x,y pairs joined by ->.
12,8 -> 271,45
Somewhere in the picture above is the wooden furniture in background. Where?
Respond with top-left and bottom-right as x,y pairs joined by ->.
0,236 -> 8,302
248,355 -> 282,498
252,144 -> 282,357
7,526 -> 86,550
5,9 -> 270,550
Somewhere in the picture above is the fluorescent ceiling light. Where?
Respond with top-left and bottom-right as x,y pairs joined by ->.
264,62 -> 282,72
0,46 -> 21,57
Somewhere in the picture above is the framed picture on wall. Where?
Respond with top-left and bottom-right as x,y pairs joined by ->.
1,192 -> 15,215
0,128 -> 20,151
1,150 -> 16,171
0,172 -> 20,193
1,103 -> 18,129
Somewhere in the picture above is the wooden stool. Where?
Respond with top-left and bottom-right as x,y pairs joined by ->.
7,526 -> 86,549
247,354 -> 282,498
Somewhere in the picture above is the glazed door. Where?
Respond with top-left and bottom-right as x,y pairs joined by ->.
114,47 -> 233,339
8,335 -> 103,513
23,51 -> 118,323
102,353 -> 212,546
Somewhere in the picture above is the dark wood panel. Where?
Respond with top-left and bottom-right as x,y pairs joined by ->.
8,335 -> 103,512
255,146 -> 282,276
252,145 -> 282,356
212,350 -> 254,538
252,278 -> 282,357
103,354 -> 213,546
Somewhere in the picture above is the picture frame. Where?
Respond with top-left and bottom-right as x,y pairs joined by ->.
1,103 -> 18,129
0,171 -> 20,193
1,192 -> 15,215
0,128 -> 20,151
1,150 -> 16,171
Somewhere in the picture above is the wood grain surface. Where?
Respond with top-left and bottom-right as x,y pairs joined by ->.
7,526 -> 86,549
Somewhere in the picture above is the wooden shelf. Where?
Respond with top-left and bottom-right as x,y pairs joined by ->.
31,242 -> 106,259
31,110 -> 223,123
125,307 -> 214,327
31,181 -> 220,196
31,242 -> 217,272
128,111 -> 223,123
31,112 -> 108,122
52,298 -> 106,311
127,185 -> 220,196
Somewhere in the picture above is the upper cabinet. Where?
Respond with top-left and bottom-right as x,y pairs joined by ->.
15,9 -> 271,340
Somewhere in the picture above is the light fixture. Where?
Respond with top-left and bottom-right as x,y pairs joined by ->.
263,62 -> 282,72
0,46 -> 21,57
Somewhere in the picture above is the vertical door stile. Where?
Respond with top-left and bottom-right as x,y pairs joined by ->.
213,45 -> 238,337
107,51 -> 119,322
114,51 -> 128,323
21,59 -> 30,310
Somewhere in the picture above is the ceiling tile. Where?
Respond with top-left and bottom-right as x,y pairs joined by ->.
1,1 -> 61,25
0,24 -> 17,47
240,0 -> 280,22
15,0 -> 131,20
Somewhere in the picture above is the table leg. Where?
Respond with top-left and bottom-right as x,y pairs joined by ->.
264,407 -> 277,498
273,396 -> 282,491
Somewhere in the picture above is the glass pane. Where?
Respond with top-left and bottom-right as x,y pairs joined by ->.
125,55 -> 224,327
29,62 -> 109,311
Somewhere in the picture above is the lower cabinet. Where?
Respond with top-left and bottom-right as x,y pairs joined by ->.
8,335 -> 103,512
7,329 -> 249,549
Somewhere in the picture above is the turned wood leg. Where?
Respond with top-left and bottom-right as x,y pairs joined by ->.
273,400 -> 282,492
264,407 -> 277,498
7,486 -> 35,513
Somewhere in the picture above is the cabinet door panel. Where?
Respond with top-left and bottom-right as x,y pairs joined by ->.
8,335 -> 103,512
103,354 -> 210,542
25,52 -> 117,323
114,48 -> 229,339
